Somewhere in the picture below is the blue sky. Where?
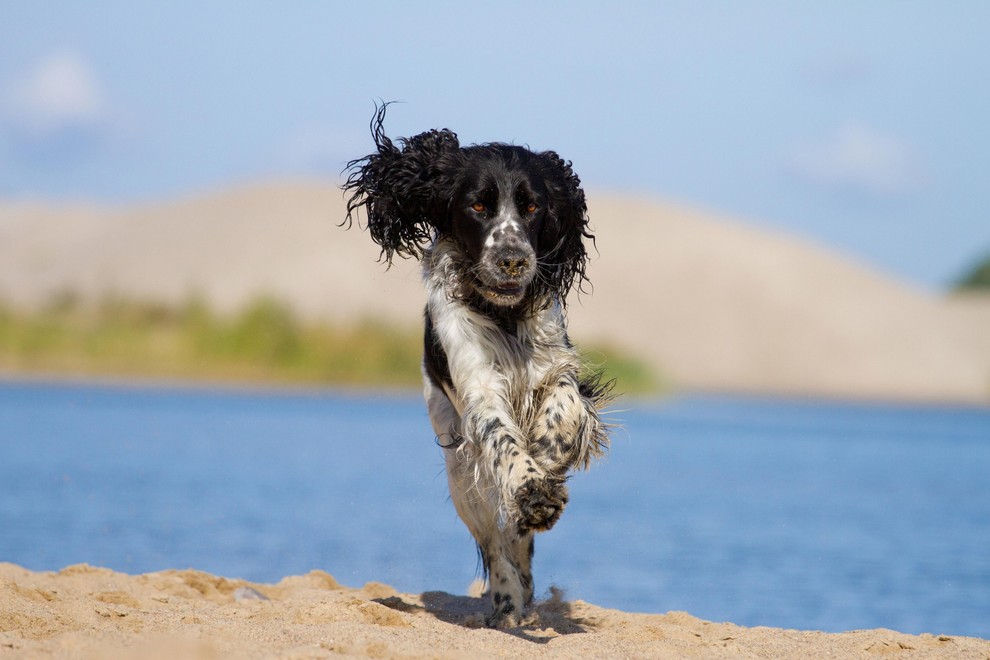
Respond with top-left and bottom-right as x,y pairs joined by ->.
1,2 -> 988,289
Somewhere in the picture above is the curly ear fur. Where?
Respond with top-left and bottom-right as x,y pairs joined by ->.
535,151 -> 593,299
342,104 -> 460,264
343,106 -> 594,302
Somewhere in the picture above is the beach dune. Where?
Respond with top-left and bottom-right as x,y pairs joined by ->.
1,180 -> 987,402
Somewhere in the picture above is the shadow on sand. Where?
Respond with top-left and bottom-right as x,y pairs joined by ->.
374,588 -> 589,644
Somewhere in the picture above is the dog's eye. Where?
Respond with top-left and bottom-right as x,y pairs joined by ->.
525,202 -> 538,214
471,202 -> 486,213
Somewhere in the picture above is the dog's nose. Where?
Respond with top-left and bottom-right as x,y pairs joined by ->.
498,257 -> 529,277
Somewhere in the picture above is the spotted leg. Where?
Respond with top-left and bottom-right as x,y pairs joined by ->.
426,379 -> 552,627
528,372 -> 607,475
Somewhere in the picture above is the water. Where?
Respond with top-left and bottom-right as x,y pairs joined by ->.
1,380 -> 988,638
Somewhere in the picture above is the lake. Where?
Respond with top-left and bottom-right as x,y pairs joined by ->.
1,379 -> 988,638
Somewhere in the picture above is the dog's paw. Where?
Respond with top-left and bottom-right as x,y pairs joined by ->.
484,592 -> 521,629
515,478 -> 569,533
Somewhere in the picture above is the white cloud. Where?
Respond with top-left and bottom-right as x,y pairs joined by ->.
3,50 -> 108,139
788,122 -> 923,196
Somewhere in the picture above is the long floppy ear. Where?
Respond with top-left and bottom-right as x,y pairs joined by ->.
342,104 -> 460,264
536,150 -> 593,301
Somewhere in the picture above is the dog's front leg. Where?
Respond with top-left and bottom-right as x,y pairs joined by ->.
458,402 -> 565,628
465,404 -> 569,534
528,372 -> 609,474
479,528 -> 537,628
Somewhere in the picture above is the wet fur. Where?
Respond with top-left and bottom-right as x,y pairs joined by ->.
343,105 -> 610,628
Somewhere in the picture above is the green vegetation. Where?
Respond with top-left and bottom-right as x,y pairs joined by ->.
0,295 -> 661,394
580,345 -> 663,396
955,252 -> 990,291
0,295 -> 422,387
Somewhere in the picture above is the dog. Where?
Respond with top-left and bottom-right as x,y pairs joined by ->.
343,105 -> 611,628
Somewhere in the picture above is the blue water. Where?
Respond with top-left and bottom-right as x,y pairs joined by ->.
1,380 -> 988,638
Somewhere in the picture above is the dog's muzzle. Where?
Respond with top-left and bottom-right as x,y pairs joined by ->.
478,244 -> 536,305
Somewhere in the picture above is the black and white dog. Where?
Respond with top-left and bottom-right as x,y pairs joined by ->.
343,106 -> 610,628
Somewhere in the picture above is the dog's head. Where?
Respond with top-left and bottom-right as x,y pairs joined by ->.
343,105 -> 593,309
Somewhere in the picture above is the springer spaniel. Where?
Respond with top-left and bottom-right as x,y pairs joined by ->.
343,105 -> 611,628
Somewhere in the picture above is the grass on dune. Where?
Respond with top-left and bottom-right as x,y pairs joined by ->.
0,294 -> 661,394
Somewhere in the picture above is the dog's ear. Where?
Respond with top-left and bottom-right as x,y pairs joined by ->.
536,151 -> 593,301
342,105 -> 460,264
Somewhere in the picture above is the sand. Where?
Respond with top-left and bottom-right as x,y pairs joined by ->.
2,563 -> 987,659
1,180 -> 988,403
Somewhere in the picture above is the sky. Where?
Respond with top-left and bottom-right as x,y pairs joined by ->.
1,1 -> 988,290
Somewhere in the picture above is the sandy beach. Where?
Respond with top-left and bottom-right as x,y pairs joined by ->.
3,562 -> 988,659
